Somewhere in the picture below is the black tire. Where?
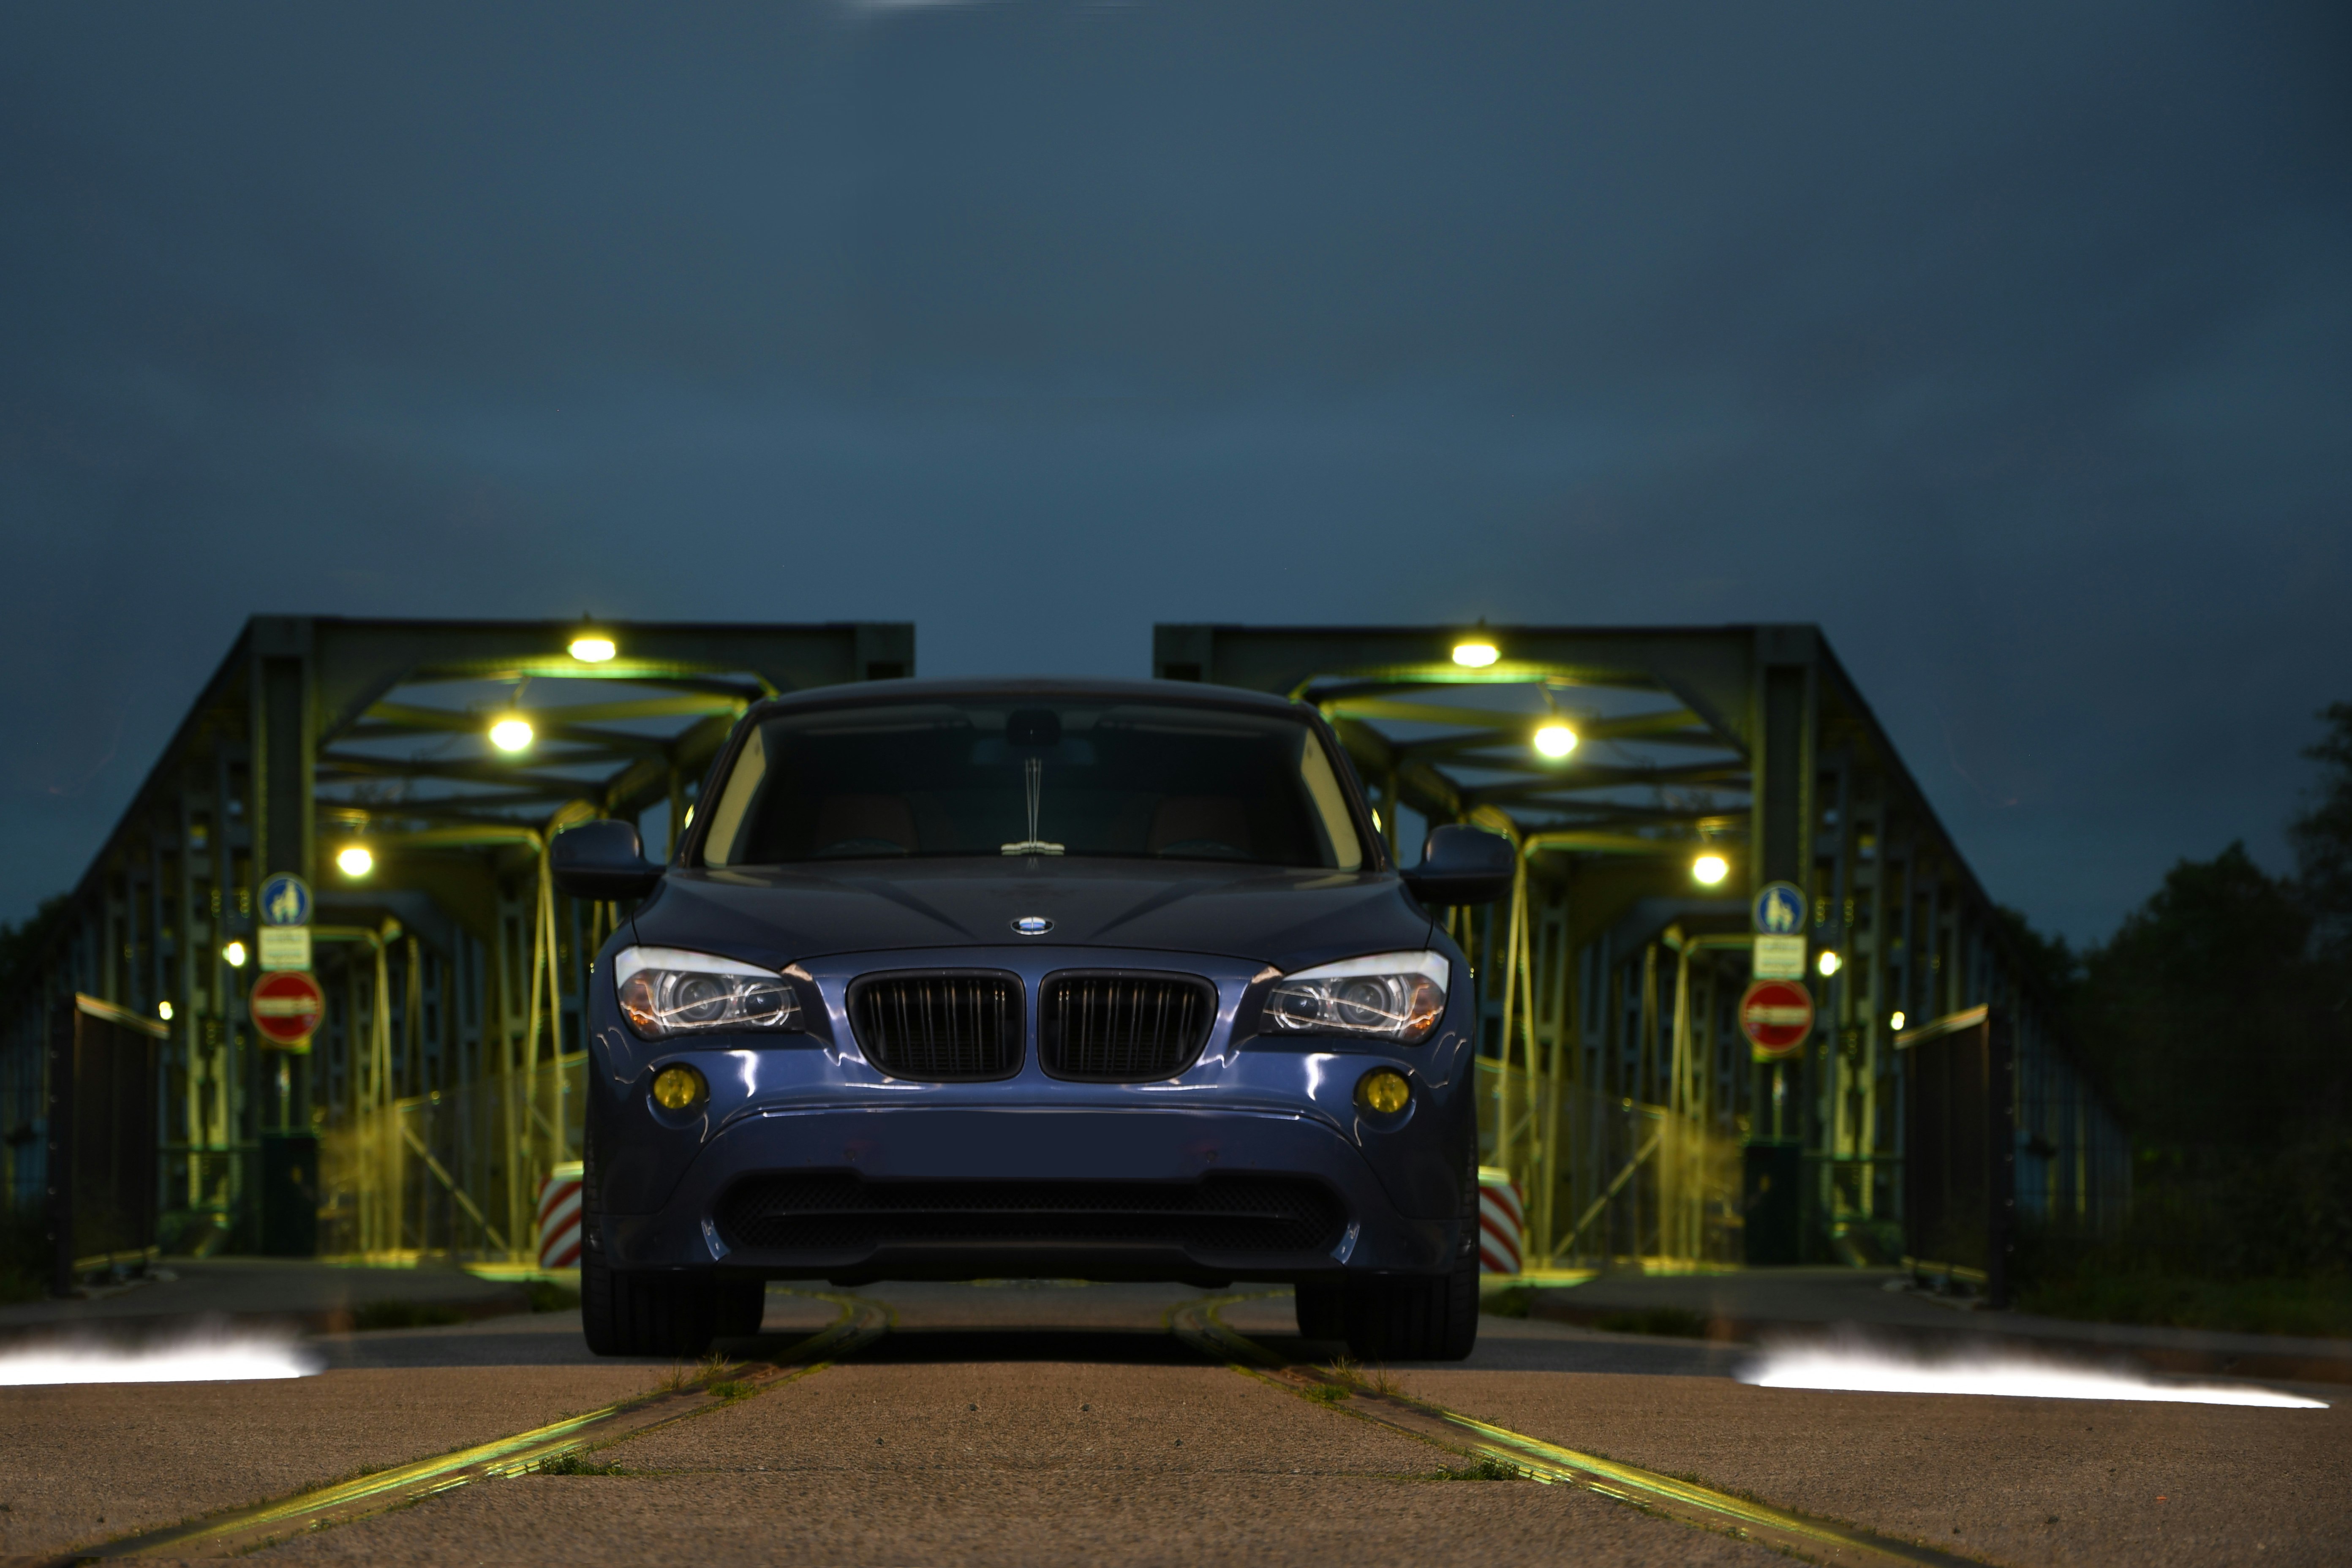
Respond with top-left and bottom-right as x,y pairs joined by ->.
1339,1136 -> 1481,1362
1340,1255 -> 1478,1362
581,1244 -> 719,1358
1294,1279 -> 1348,1342
713,1278 -> 767,1339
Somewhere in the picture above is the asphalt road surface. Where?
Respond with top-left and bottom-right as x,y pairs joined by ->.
0,1282 -> 2340,1566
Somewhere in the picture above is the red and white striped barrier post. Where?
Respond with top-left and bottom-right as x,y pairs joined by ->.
1477,1165 -> 1523,1276
536,1160 -> 585,1270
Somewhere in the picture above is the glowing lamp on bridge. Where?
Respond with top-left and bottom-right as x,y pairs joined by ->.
568,635 -> 616,663
1532,723 -> 1577,759
222,941 -> 248,969
489,717 -> 535,753
1691,853 -> 1729,885
1890,1010 -> 1907,1032
336,845 -> 374,878
1451,640 -> 1500,668
1818,949 -> 1842,977
158,1001 -> 174,1021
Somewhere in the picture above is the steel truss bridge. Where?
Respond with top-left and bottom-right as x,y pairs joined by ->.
2,616 -> 2122,1283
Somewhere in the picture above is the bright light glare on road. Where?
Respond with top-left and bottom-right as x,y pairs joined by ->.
1533,724 -> 1577,759
0,1334 -> 322,1386
490,718 -> 534,752
1742,1340 -> 2326,1407
1692,853 -> 1729,885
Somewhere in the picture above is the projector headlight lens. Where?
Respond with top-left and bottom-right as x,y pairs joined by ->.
1265,950 -> 1448,1044
651,1064 -> 707,1112
615,945 -> 801,1040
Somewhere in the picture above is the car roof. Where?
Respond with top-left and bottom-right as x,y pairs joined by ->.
746,676 -> 1312,720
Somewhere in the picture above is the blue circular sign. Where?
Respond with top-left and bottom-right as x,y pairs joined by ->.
1752,881 -> 1806,935
259,873 -> 313,928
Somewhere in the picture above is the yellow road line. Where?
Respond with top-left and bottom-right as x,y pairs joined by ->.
77,1290 -> 892,1562
1171,1292 -> 1987,1568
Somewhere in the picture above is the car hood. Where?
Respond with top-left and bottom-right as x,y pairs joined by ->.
629,860 -> 1432,974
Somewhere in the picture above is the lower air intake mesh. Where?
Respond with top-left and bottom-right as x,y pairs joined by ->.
716,1174 -> 1347,1258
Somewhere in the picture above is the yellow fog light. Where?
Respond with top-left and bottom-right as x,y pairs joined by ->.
651,1064 -> 706,1112
1356,1067 -> 1411,1116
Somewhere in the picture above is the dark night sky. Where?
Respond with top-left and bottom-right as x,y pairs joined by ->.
3,3 -> 2347,942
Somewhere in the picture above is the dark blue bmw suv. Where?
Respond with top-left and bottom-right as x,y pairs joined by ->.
551,679 -> 1514,1361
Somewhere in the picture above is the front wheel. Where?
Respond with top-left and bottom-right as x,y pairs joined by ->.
582,1244 -> 719,1358
1340,1251 -> 1479,1362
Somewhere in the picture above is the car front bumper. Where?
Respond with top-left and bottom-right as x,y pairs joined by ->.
588,944 -> 1477,1285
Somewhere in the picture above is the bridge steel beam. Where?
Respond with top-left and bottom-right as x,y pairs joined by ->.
1,617 -> 911,1269
1154,622 -> 2128,1277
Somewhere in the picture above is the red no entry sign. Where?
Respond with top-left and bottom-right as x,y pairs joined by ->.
1740,977 -> 1814,1056
250,969 -> 325,1048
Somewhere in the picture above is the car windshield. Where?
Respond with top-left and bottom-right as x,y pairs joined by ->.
698,699 -> 1365,871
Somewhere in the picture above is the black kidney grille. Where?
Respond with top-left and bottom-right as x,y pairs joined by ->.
716,1174 -> 1346,1258
1041,973 -> 1214,1081
850,972 -> 1022,1081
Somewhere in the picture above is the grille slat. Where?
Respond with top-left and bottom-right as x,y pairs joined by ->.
1042,972 -> 1212,1081
850,971 -> 1021,1081
717,1174 -> 1345,1257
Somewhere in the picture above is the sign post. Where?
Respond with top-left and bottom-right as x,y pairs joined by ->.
249,970 -> 326,1052
1739,977 -> 1814,1059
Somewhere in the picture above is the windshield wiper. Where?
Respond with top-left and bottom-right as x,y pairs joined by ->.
999,756 -> 1065,856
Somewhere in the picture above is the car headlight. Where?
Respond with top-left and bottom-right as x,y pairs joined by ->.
614,945 -> 803,1040
1264,950 -> 1448,1044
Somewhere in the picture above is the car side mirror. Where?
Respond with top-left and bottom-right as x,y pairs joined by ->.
1401,824 -> 1515,906
551,819 -> 663,900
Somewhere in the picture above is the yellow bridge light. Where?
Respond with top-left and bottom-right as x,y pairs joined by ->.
490,717 -> 534,753
222,940 -> 248,969
158,1000 -> 174,1021
1533,723 -> 1577,759
1692,853 -> 1729,885
1818,949 -> 1842,977
337,845 -> 374,878
1451,641 -> 1500,668
1890,1010 -> 1907,1032
568,635 -> 616,663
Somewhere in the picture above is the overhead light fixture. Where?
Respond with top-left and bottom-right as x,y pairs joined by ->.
1533,724 -> 1578,759
490,717 -> 534,752
1818,949 -> 1842,977
158,1000 -> 174,1021
336,845 -> 374,878
1692,853 -> 1729,885
568,635 -> 616,663
1890,1010 -> 1907,1032
222,941 -> 248,969
1451,641 -> 1500,669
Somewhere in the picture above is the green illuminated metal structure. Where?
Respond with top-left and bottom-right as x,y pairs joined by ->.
1154,623 -> 2128,1274
1,616 -> 912,1266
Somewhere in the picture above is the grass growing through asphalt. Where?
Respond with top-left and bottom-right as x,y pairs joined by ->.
534,1452 -> 628,1476
1319,1357 -> 1404,1397
1424,1458 -> 1523,1481
658,1351 -> 746,1395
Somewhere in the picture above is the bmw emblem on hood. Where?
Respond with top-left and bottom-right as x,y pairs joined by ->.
1012,916 -> 1054,936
